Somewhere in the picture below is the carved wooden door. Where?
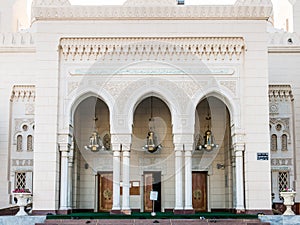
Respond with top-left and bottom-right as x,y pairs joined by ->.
144,172 -> 161,212
144,173 -> 153,212
99,173 -> 113,212
192,172 -> 207,212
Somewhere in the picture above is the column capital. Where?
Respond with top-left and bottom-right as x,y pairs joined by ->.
59,143 -> 71,152
233,143 -> 245,153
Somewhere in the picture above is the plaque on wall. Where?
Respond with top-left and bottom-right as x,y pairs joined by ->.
257,153 -> 269,161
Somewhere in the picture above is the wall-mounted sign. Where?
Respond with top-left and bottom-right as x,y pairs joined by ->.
257,152 -> 269,161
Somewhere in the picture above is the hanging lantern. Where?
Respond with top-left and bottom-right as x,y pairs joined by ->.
196,112 -> 218,151
142,97 -> 163,153
84,113 -> 105,152
196,129 -> 218,151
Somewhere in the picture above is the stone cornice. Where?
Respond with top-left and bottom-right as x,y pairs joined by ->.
60,37 -> 245,61
32,4 -> 272,21
269,84 -> 293,101
11,85 -> 36,102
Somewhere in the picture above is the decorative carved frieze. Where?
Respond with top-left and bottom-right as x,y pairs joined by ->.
269,85 -> 293,101
271,158 -> 292,166
32,3 -> 272,21
60,37 -> 245,62
12,159 -> 33,167
11,85 -> 35,102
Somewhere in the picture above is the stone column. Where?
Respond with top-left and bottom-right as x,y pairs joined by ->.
174,145 -> 183,213
122,144 -> 131,214
59,142 -> 70,211
67,147 -> 74,209
234,144 -> 245,212
111,143 -> 121,214
184,146 -> 194,213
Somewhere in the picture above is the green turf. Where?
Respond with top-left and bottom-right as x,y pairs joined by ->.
46,212 -> 258,220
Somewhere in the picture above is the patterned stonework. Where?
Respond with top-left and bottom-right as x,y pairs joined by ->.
32,0 -> 70,6
12,159 -> 33,167
25,104 -> 35,115
124,0 -> 176,6
32,3 -> 272,21
271,158 -> 292,166
220,80 -> 237,95
270,118 -> 290,132
60,37 -> 245,62
11,85 -> 35,102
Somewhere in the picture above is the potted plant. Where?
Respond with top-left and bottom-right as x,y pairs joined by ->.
12,188 -> 32,216
280,188 -> 296,215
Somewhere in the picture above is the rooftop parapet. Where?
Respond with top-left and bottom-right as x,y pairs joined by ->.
31,0 -> 273,22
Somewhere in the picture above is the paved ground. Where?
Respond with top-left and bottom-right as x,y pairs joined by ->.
36,218 -> 270,225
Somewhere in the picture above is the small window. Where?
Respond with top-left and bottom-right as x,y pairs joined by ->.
279,171 -> 289,192
271,134 -> 277,151
276,124 -> 282,131
15,172 -> 26,189
282,134 -> 288,151
17,135 -> 22,152
27,135 -> 33,151
22,125 -> 28,131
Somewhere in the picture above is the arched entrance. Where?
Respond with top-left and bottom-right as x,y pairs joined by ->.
131,96 -> 173,212
193,96 -> 233,212
73,96 -> 112,212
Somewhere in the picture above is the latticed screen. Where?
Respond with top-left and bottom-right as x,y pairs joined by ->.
15,172 -> 26,189
278,171 -> 289,192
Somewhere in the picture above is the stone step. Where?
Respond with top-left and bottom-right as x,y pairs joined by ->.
36,219 -> 270,225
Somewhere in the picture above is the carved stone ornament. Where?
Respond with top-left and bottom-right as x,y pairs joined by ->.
269,85 -> 293,101
32,2 -> 273,21
124,0 -> 176,6
32,0 -> 71,7
11,85 -> 35,102
60,37 -> 245,62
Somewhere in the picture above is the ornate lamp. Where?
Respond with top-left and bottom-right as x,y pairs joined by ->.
143,97 -> 162,153
196,113 -> 218,151
84,113 -> 105,152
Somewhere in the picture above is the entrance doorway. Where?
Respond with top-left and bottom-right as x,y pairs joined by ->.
192,172 -> 207,212
98,173 -> 113,212
144,172 -> 161,212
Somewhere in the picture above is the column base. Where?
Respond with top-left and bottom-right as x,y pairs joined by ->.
121,209 -> 132,215
173,209 -> 195,214
110,209 -> 122,215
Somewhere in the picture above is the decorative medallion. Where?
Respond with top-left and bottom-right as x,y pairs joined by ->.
193,189 -> 202,200
103,189 -> 112,200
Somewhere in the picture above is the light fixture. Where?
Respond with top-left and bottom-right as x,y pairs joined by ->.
143,96 -> 162,153
84,111 -> 105,152
196,111 -> 218,151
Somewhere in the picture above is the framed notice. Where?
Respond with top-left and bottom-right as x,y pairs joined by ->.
150,191 -> 158,201
257,152 -> 269,161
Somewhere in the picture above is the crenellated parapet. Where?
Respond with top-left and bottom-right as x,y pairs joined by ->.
11,85 -> 36,102
32,0 -> 273,21
0,33 -> 35,52
60,37 -> 245,62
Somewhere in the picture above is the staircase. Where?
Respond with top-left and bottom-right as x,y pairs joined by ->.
36,219 -> 270,225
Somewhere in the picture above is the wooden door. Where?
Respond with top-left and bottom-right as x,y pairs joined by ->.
192,172 -> 207,212
144,172 -> 161,212
98,173 -> 113,212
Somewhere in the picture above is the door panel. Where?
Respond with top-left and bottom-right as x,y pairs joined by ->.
99,173 -> 113,212
192,172 -> 207,212
144,172 -> 161,212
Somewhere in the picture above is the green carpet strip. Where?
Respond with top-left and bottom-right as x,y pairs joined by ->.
46,212 -> 258,220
